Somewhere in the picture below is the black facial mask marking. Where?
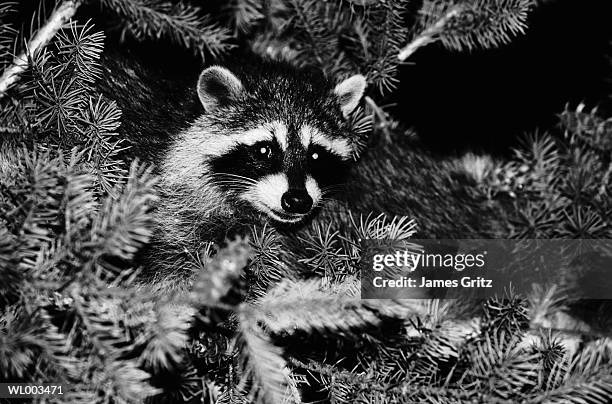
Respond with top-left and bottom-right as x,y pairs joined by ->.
209,138 -> 283,193
307,144 -> 350,190
208,133 -> 351,200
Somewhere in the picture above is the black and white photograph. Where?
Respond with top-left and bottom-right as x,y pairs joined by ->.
1,0 -> 612,402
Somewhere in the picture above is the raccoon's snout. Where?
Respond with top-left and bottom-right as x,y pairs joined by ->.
239,173 -> 321,223
281,190 -> 313,214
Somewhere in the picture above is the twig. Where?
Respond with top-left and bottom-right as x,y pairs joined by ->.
598,153 -> 612,199
0,125 -> 21,134
0,0 -> 81,99
397,8 -> 460,62
364,96 -> 394,141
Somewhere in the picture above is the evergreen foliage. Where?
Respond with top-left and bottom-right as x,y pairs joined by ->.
0,2 -> 19,72
237,0 -> 531,94
1,1 -> 611,403
413,0 -> 531,53
484,104 -> 612,239
98,0 -> 234,60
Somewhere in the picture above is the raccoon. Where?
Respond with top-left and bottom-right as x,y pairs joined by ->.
111,57 -> 367,277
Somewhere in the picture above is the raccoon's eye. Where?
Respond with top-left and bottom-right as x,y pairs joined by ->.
254,142 -> 273,159
309,146 -> 327,162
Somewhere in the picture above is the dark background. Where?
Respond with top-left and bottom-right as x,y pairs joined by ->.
394,0 -> 612,156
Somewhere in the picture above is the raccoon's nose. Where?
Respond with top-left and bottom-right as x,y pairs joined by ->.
281,190 -> 313,214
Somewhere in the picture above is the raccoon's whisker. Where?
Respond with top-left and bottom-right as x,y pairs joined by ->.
320,191 -> 343,200
321,185 -> 347,194
215,185 -> 251,191
318,196 -> 344,206
212,181 -> 253,190
210,179 -> 253,188
321,192 -> 341,201
210,172 -> 258,184
210,174 -> 259,191
211,178 -> 252,185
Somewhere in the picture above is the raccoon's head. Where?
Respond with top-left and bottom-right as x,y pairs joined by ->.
189,61 -> 366,224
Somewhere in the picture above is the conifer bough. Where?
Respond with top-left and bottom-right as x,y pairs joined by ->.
4,1 -> 612,402
398,7 -> 460,61
398,0 -> 530,61
0,0 -> 82,99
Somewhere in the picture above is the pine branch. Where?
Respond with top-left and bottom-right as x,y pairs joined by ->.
90,161 -> 157,271
299,222 -> 349,279
528,284 -> 568,330
0,150 -> 156,287
399,0 -> 531,61
0,2 -> 19,71
54,22 -> 105,89
255,279 -> 379,335
532,341 -> 612,404
348,0 -> 409,93
269,0 -> 409,93
140,302 -> 194,372
287,356 -> 374,403
249,224 -> 285,289
530,330 -> 566,389
71,286 -> 159,400
234,309 -> 297,404
467,332 -> 539,399
0,227 -> 20,305
0,148 -> 68,270
363,96 -> 397,143
20,21 -> 110,149
349,212 -> 417,240
346,106 -> 373,159
38,308 -> 85,380
79,95 -> 128,194
225,0 -> 264,34
403,300 -> 479,381
482,291 -> 530,337
252,279 -> 427,336
190,238 -> 250,309
488,104 -> 612,239
285,0 -> 340,68
559,104 -> 612,151
98,0 -> 234,60
0,0 -> 82,99
398,7 -> 460,61
0,306 -> 41,379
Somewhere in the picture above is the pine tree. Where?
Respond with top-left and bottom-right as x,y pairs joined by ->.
1,1 -> 612,403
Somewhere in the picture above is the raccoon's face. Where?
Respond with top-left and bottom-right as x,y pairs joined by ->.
196,64 -> 367,224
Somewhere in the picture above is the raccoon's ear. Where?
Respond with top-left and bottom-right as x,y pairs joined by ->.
333,74 -> 367,118
197,66 -> 244,112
